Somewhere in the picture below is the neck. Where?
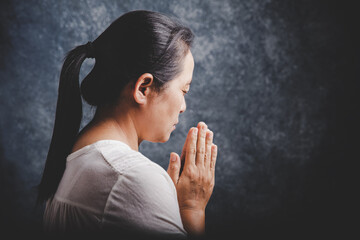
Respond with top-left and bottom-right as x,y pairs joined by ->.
88,103 -> 142,152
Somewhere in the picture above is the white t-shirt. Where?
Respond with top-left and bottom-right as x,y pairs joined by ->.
43,140 -> 187,238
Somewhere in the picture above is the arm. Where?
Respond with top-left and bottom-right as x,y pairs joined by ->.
167,122 -> 218,236
179,208 -> 205,235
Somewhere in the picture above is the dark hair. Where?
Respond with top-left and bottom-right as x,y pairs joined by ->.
37,10 -> 194,204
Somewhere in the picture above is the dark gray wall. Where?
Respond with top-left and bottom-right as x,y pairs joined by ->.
0,0 -> 358,238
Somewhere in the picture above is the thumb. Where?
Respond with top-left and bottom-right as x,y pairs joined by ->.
167,152 -> 180,185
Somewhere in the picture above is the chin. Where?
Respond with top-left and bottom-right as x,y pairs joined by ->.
151,138 -> 169,143
148,127 -> 174,143
159,135 -> 171,143
149,133 -> 171,143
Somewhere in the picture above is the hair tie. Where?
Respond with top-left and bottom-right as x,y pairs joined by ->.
85,41 -> 95,58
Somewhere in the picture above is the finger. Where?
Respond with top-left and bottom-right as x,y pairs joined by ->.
185,127 -> 198,167
196,122 -> 207,166
210,144 -> 218,173
167,152 -> 180,185
180,128 -> 192,164
204,130 -> 213,168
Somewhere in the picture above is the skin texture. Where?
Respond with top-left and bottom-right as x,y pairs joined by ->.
167,122 -> 217,235
71,50 -> 218,236
72,50 -> 194,152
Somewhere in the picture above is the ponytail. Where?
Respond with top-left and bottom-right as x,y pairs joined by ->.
37,10 -> 195,204
37,42 -> 94,204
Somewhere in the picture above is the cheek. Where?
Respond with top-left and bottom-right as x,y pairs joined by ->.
171,95 -> 183,112
155,91 -> 183,121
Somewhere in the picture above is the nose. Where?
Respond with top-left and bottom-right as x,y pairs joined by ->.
180,97 -> 186,114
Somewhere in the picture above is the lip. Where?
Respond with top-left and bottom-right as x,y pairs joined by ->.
172,121 -> 178,129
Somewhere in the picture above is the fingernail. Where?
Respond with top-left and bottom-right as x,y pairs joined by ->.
193,128 -> 198,135
171,154 -> 176,162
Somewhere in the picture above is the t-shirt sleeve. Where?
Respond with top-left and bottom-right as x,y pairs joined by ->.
101,162 -> 187,238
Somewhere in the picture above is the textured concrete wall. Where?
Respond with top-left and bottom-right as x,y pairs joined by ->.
0,0 -> 358,237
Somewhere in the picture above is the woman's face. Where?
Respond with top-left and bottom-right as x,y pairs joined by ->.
143,50 -> 194,143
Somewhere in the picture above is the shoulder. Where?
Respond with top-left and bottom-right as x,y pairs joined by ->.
126,160 -> 176,197
94,140 -> 152,173
100,144 -> 185,234
93,139 -> 176,197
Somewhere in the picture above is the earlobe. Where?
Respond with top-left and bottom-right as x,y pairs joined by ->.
133,73 -> 154,105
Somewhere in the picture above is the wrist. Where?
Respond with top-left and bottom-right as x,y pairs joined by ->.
180,208 -> 205,236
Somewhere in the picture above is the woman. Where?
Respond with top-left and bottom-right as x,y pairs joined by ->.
37,10 -> 217,238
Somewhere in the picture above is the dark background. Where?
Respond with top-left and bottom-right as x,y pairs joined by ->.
0,0 -> 358,238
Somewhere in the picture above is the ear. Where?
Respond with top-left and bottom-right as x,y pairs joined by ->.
133,73 -> 154,105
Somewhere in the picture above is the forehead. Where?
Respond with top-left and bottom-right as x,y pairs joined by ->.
173,50 -> 194,86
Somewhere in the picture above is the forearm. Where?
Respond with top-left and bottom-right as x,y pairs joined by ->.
180,209 -> 205,236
